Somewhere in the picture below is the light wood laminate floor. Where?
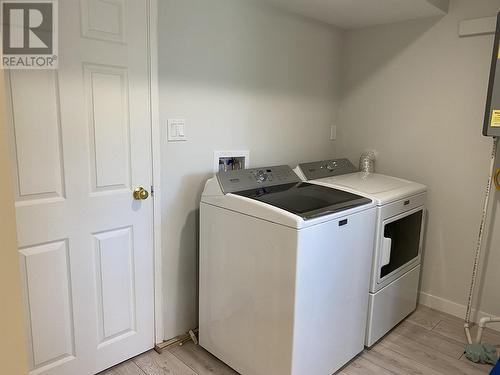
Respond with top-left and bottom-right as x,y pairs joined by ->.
100,305 -> 500,375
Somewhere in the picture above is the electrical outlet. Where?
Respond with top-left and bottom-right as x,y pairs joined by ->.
330,125 -> 337,141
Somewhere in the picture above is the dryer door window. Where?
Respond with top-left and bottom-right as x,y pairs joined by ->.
380,209 -> 424,279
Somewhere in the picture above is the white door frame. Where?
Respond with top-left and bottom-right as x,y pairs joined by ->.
147,0 -> 164,344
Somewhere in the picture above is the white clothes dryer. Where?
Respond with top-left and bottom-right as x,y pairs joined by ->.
296,159 -> 427,347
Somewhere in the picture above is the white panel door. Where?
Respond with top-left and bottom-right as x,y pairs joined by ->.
6,1 -> 154,374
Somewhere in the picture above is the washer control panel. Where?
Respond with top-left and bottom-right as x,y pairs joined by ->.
217,165 -> 300,194
299,158 -> 358,180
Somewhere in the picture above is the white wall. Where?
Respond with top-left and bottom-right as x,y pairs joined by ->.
337,0 -> 500,321
158,0 -> 343,339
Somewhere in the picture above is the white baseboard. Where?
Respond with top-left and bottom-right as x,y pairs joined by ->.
419,292 -> 500,332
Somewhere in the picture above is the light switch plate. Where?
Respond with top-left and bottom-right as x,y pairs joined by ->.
167,119 -> 187,142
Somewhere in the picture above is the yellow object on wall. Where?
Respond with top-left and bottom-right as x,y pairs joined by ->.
495,168 -> 500,190
491,110 -> 500,127
0,71 -> 28,374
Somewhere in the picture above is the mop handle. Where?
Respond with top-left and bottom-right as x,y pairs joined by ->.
465,136 -> 498,325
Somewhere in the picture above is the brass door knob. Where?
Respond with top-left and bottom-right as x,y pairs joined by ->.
133,187 -> 149,200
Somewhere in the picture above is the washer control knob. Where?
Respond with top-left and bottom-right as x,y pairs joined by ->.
326,161 -> 338,171
255,170 -> 268,182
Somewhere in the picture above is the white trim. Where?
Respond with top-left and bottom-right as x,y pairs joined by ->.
419,291 -> 500,332
458,16 -> 496,37
419,292 -> 465,317
147,0 -> 164,344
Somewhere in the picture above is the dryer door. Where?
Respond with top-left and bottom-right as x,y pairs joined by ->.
377,207 -> 425,286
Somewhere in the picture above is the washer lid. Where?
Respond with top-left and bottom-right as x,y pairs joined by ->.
233,182 -> 372,220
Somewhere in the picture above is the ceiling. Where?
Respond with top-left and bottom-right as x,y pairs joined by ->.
255,0 -> 449,29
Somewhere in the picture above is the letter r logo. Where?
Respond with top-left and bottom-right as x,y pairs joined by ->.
2,2 -> 53,54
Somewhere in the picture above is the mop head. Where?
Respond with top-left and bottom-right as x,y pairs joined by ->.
465,343 -> 498,365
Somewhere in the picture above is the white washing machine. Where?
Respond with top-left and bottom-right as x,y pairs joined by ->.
295,159 -> 427,347
199,165 -> 376,375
